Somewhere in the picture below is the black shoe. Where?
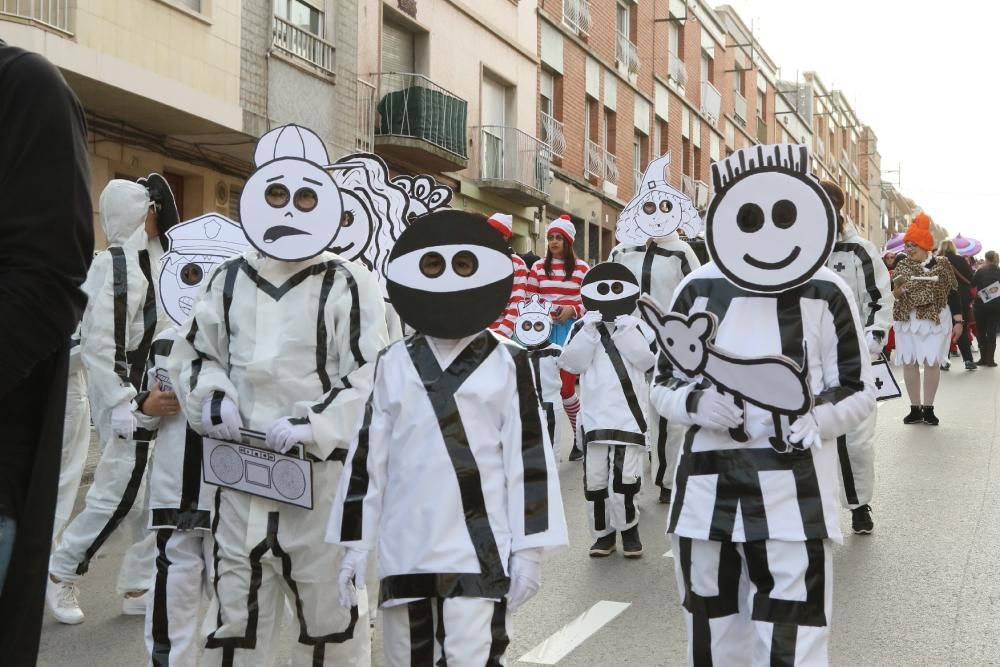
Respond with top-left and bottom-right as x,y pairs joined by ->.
903,405 -> 924,424
851,505 -> 874,535
922,406 -> 939,426
658,487 -> 672,504
621,526 -> 643,558
589,533 -> 616,557
568,447 -> 583,461
966,361 -> 978,371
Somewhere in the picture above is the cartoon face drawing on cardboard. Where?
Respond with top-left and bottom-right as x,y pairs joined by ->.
617,152 -> 701,245
158,214 -> 248,325
706,144 -> 836,293
240,124 -> 344,262
514,295 -> 553,348
580,262 -> 641,321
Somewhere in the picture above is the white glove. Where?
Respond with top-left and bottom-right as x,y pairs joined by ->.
507,550 -> 542,612
201,395 -> 242,441
865,332 -> 884,356
110,401 -> 137,439
581,310 -> 603,330
337,548 -> 370,609
613,314 -> 639,331
789,412 -> 823,450
265,417 -> 315,454
688,388 -> 743,431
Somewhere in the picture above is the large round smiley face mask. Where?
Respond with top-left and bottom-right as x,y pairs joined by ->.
706,145 -> 835,293
386,210 -> 514,339
580,262 -> 641,321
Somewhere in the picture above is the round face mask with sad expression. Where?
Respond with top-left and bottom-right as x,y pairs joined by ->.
706,145 -> 835,293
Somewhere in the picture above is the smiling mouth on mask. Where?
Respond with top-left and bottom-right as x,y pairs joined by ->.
743,246 -> 802,270
264,225 -> 311,243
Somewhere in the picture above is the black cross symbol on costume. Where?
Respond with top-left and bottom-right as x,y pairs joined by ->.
833,262 -> 846,272
874,377 -> 884,390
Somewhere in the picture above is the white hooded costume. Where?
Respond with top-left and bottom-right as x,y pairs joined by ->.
52,326 -> 91,546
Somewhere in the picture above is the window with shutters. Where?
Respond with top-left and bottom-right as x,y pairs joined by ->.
382,21 -> 415,74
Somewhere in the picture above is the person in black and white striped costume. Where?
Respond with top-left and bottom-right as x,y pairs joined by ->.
646,145 -> 875,666
609,151 -> 702,505
822,180 -> 893,535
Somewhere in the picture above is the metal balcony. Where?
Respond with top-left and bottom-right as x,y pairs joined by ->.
1,0 -> 72,33
584,139 -> 604,181
604,149 -> 618,185
356,79 -> 376,153
694,180 -> 710,209
668,52 -> 687,90
681,174 -> 696,199
755,117 -> 767,144
700,81 -> 721,125
616,32 -> 640,76
470,126 -> 551,206
539,111 -> 566,160
373,72 -> 469,172
816,136 -> 826,159
733,90 -> 747,126
562,0 -> 591,35
272,15 -> 336,76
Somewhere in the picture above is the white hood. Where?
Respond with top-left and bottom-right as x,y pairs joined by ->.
99,179 -> 149,245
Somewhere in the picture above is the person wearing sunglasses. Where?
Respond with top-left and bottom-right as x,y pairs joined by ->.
891,214 -> 961,425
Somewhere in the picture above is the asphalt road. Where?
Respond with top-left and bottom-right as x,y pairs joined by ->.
37,363 -> 1000,666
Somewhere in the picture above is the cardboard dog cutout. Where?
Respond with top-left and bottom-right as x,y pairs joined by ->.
514,295 -> 553,348
707,144 -> 836,294
638,294 -> 814,451
580,262 -> 641,322
617,152 -> 701,245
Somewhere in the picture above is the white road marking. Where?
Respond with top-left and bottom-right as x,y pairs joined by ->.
518,601 -> 631,664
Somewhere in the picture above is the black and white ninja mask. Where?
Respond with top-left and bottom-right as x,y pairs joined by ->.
386,210 -> 513,339
240,124 -> 343,262
580,262 -> 641,321
706,144 -> 835,293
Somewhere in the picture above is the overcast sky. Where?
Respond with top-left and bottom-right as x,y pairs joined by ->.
721,0 -> 998,254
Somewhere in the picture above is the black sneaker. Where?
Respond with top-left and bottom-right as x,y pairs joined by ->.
589,533 -> 616,557
621,526 -> 643,558
903,405 -> 924,425
658,487 -> 672,504
922,406 -> 939,426
568,447 -> 583,461
966,361 -> 978,371
851,505 -> 874,534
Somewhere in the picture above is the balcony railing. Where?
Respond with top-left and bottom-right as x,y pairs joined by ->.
539,111 -> 565,160
471,125 -> 551,201
616,32 -> 640,75
272,15 -> 336,76
668,52 -> 687,89
681,174 -> 696,199
373,72 -> 468,160
694,180 -> 710,209
733,90 -> 747,125
584,139 -> 604,181
356,79 -> 376,153
562,0 -> 591,35
816,137 -> 825,158
700,81 -> 721,125
1,0 -> 72,33
604,149 -> 618,185
755,117 -> 767,144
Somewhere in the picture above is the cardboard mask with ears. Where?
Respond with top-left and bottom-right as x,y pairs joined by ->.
617,152 -> 702,245
514,295 -> 554,348
706,144 -> 835,293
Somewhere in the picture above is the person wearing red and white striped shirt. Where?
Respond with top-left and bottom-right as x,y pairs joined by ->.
527,215 -> 589,459
486,213 -> 529,338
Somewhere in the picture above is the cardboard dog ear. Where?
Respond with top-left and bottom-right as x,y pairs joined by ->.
689,312 -> 716,342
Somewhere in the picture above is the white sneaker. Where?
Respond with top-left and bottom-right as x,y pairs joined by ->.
121,590 -> 148,616
46,577 -> 84,625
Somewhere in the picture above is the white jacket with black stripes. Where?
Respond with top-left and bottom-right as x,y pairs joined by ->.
608,233 -> 701,312
826,224 -> 894,337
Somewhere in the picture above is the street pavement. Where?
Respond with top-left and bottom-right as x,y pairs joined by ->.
37,364 -> 1000,666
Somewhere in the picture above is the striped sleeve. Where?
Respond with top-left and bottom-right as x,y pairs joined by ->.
490,255 -> 529,338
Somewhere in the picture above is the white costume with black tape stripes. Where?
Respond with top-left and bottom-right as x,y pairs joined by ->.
53,331 -> 92,545
610,234 -> 701,493
561,319 -> 656,537
826,224 -> 893,509
327,332 -> 568,666
651,263 -> 874,665
50,185 -> 167,594
526,342 -> 564,452
172,250 -> 387,667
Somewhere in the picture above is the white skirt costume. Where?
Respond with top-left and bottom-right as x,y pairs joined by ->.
894,307 -> 951,366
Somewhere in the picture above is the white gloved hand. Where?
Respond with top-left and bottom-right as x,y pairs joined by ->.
581,310 -> 603,330
613,314 -> 639,331
789,412 -> 823,450
337,548 -> 370,609
110,401 -> 137,439
507,550 -> 542,612
201,395 -> 242,441
865,331 -> 884,356
688,388 -> 743,431
265,417 -> 315,454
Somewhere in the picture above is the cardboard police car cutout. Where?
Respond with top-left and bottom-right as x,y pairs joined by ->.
580,262 -> 641,321
158,214 -> 249,326
240,124 -> 344,262
707,144 -> 836,293
386,210 -> 514,338
616,152 -> 701,245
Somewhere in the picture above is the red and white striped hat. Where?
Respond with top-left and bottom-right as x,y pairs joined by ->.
546,214 -> 576,243
487,212 -> 513,239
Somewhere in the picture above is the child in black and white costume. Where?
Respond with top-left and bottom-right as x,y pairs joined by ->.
327,211 -> 567,666
560,263 -> 656,558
